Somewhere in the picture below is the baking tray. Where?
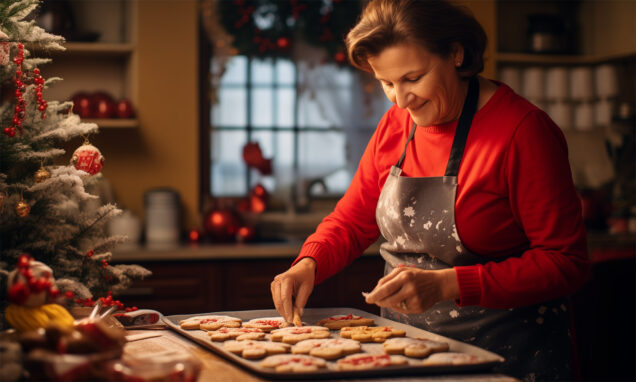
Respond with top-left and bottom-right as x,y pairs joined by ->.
163,307 -> 505,380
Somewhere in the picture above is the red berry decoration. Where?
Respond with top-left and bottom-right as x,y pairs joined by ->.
8,282 -> 29,305
33,68 -> 47,119
6,42 -> 25,137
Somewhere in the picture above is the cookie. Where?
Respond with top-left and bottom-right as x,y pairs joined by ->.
421,352 -> 485,366
259,354 -> 327,372
340,326 -> 406,342
317,313 -> 374,330
336,353 -> 409,370
242,317 -> 292,332
383,337 -> 449,358
207,327 -> 266,341
223,339 -> 291,359
179,315 -> 242,330
270,326 -> 330,344
292,338 -> 362,360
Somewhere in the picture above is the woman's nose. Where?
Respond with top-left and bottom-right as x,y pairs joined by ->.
395,88 -> 414,109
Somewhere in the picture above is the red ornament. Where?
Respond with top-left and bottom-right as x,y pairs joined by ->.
236,225 -> 256,243
249,184 -> 269,213
277,36 -> 291,51
91,92 -> 116,119
204,208 -> 241,241
115,98 -> 135,119
71,138 -> 105,175
71,92 -> 93,118
334,51 -> 347,64
242,141 -> 273,175
188,229 -> 201,243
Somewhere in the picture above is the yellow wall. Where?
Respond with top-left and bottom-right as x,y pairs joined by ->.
95,1 -> 200,230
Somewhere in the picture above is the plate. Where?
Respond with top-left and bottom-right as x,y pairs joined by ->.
163,307 -> 505,380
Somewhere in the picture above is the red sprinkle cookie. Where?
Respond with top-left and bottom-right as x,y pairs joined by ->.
259,354 -> 327,372
208,327 -> 266,341
179,315 -> 242,330
223,339 -> 291,359
242,317 -> 292,332
340,326 -> 406,342
317,313 -> 374,330
421,352 -> 485,366
383,337 -> 449,358
337,353 -> 409,370
270,326 -> 331,344
292,338 -> 362,360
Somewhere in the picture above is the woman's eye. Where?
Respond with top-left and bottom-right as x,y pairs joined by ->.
382,81 -> 393,88
405,76 -> 421,83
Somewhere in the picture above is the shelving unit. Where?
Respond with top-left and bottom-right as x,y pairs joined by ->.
34,1 -> 138,130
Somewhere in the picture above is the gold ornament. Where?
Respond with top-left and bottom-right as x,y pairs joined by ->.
34,167 -> 51,183
15,198 -> 30,217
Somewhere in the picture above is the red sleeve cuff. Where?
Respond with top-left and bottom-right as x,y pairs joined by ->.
293,242 -> 330,284
454,266 -> 482,306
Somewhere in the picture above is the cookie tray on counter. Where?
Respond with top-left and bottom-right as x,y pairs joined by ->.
163,307 -> 505,380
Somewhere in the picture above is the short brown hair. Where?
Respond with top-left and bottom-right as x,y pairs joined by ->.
346,0 -> 486,78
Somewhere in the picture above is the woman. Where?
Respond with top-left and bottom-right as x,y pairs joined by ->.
270,0 -> 590,380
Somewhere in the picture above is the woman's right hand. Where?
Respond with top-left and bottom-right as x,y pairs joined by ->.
270,257 -> 316,323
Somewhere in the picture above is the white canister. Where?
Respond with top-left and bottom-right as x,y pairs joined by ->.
522,67 -> 545,100
569,66 -> 594,101
574,102 -> 595,131
500,66 -> 522,94
547,101 -> 572,130
108,210 -> 142,249
545,66 -> 569,101
595,99 -> 613,126
145,188 -> 181,247
594,64 -> 618,99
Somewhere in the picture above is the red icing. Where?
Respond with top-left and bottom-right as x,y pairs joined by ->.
289,328 -> 312,334
328,313 -> 361,321
345,354 -> 391,366
254,319 -> 282,327
200,318 -> 219,323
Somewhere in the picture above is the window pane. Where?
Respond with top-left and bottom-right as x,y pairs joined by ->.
212,88 -> 246,127
219,56 -> 247,85
276,59 -> 295,85
251,58 -> 273,85
251,88 -> 274,127
297,92 -> 331,128
276,88 -> 295,127
211,130 -> 247,196
298,132 -> 347,190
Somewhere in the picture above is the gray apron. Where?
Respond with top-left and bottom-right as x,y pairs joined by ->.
375,77 -> 572,381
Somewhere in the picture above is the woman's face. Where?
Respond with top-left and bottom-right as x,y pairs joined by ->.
368,42 -> 465,126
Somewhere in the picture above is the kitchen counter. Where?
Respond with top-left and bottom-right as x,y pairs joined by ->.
125,328 -> 519,382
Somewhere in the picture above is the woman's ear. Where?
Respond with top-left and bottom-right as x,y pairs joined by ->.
452,42 -> 465,67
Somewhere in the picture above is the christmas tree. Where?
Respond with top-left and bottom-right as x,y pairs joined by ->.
0,0 -> 150,329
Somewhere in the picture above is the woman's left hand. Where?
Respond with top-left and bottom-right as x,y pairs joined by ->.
364,266 -> 460,314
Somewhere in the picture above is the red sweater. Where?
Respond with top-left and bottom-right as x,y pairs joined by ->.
294,82 -> 590,309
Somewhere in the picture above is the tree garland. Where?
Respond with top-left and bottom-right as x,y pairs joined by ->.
218,0 -> 362,64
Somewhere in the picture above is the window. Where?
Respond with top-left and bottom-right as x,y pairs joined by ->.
203,51 -> 391,210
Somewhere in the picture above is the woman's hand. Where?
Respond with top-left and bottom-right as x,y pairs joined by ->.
364,266 -> 460,314
270,257 -> 316,323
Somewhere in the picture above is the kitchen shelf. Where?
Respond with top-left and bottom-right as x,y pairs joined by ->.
63,42 -> 135,56
82,118 -> 139,129
496,51 -> 636,66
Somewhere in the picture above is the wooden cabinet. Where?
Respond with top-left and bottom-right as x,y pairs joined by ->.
113,256 -> 385,316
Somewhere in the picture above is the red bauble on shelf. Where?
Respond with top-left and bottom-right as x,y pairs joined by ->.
91,92 -> 116,119
204,208 -> 241,241
115,98 -> 135,119
71,92 -> 93,118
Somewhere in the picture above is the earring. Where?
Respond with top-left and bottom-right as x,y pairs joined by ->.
456,61 -> 462,67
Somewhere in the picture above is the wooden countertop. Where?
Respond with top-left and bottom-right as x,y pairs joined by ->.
125,329 -> 519,382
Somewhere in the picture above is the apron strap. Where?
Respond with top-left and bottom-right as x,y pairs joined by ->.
445,76 -> 479,177
395,122 -> 418,168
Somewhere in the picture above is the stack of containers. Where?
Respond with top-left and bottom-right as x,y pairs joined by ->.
498,63 -> 619,131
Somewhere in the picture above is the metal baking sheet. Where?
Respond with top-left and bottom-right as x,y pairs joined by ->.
163,307 -> 505,380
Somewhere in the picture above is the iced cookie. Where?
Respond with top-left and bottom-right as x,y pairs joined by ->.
292,338 -> 362,360
223,339 -> 290,359
270,326 -> 330,344
259,354 -> 327,372
383,337 -> 449,358
336,353 -> 409,370
179,315 -> 241,330
317,313 -> 374,330
421,352 -> 485,366
340,326 -> 406,342
242,317 -> 292,332
208,327 -> 266,341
